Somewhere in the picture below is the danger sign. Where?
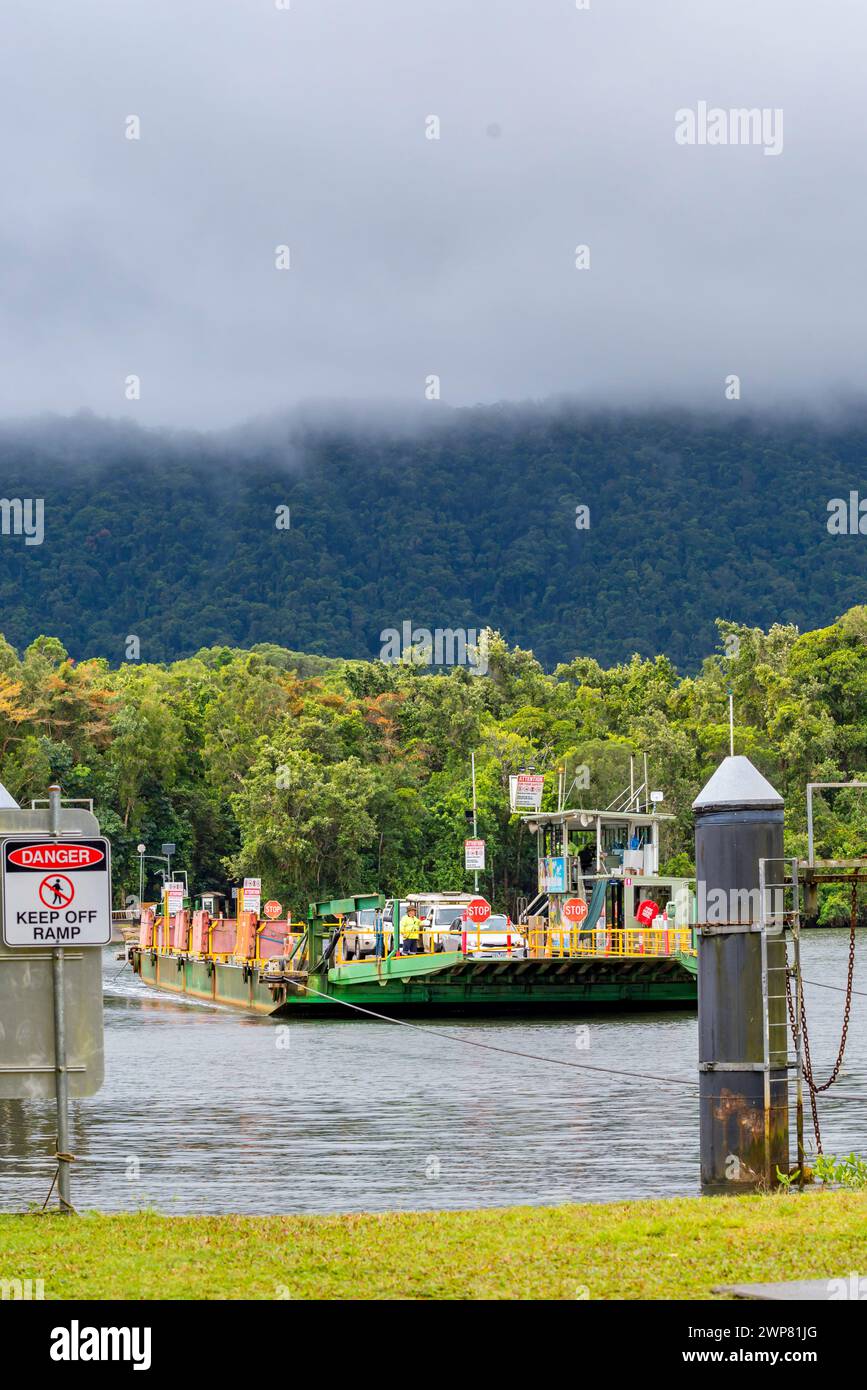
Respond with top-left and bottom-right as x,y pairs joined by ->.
2,836 -> 112,947
7,843 -> 104,869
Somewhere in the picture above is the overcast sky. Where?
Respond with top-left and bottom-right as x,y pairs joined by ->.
1,0 -> 864,428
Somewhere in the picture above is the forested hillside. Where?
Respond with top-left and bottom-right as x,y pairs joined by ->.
0,406 -> 865,670
0,609 -> 864,923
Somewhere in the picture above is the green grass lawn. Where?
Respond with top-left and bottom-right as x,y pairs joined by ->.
1,1192 -> 865,1300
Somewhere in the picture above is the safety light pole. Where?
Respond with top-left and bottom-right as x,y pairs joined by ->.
471,752 -> 479,893
142,853 -> 170,885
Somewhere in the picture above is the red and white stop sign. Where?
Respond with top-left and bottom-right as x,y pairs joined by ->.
264,900 -> 283,920
465,897 -> 491,924
563,897 -> 588,924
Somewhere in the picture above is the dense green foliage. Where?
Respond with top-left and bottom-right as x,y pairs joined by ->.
0,608 -> 864,922
0,407 -> 865,670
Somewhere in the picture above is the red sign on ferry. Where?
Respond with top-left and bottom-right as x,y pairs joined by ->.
563,896 -> 588,923
466,897 -> 491,924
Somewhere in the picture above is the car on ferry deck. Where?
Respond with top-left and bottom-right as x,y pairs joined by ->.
341,906 -> 380,960
440,911 -> 529,959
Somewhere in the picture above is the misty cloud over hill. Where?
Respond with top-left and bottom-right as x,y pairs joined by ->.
0,405 -> 864,671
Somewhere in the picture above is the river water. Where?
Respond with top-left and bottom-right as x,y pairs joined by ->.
1,930 -> 865,1213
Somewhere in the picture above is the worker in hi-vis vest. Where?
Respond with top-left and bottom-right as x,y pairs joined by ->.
400,904 -> 421,954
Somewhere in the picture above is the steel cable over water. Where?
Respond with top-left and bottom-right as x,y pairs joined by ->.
292,981 -> 699,1089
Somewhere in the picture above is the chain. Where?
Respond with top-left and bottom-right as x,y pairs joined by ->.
786,962 -> 822,1152
785,895 -> 857,1157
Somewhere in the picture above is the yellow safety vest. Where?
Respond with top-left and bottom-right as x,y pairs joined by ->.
400,914 -> 420,939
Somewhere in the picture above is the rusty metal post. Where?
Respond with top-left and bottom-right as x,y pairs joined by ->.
693,756 -> 789,1192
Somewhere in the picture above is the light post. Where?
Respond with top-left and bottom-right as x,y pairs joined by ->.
140,852 -> 173,903
137,843 -> 146,907
471,751 -> 479,893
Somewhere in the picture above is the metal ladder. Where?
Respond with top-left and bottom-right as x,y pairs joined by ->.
759,856 -> 805,1179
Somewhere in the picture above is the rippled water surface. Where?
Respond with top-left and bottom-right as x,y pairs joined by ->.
1,931 -> 865,1213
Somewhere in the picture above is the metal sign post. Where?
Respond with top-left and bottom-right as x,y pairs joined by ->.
471,753 -> 479,892
49,787 -> 71,1211
0,782 -> 109,1214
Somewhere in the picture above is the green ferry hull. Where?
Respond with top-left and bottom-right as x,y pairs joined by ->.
131,947 -> 697,1016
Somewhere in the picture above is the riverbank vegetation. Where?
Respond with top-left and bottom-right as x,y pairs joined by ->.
1,1191 -> 864,1299
0,606 -> 864,919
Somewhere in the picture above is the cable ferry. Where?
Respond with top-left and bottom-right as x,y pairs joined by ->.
129,783 -> 698,1017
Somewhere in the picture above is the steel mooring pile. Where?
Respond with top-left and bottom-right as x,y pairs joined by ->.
694,756 -> 791,1192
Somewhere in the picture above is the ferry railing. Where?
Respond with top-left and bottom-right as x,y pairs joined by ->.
319,921 -> 697,965
147,915 -> 307,967
332,924 -> 394,965
144,914 -> 694,967
527,925 -> 696,959
206,920 -> 236,962
449,925 -> 525,957
331,922 -> 530,964
253,921 -> 306,966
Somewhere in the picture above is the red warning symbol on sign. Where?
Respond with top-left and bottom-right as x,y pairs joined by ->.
38,874 -> 75,909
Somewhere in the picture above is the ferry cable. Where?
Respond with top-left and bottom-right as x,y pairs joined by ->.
802,977 -> 867,998
292,981 -> 698,1091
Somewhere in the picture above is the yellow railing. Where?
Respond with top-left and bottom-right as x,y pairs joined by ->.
528,925 -> 696,959
253,922 -> 306,966
331,924 -> 528,964
148,918 -> 695,965
332,924 -> 698,964
332,926 -> 396,964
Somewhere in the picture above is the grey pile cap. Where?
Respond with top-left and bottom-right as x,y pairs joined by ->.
692,755 -> 784,812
